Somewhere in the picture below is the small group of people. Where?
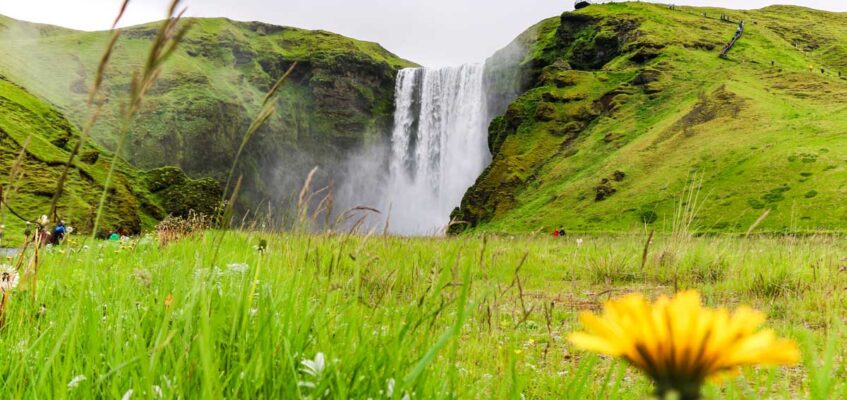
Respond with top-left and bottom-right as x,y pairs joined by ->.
100,227 -> 129,242
26,215 -> 71,246
720,21 -> 745,58
551,227 -> 567,237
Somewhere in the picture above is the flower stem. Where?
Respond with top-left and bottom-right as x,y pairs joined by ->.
656,383 -> 702,400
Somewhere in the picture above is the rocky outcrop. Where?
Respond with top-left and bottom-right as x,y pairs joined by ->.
0,75 -> 216,240
450,10 -> 644,233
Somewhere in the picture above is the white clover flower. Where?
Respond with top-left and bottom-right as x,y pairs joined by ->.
67,375 -> 87,390
0,264 -> 19,292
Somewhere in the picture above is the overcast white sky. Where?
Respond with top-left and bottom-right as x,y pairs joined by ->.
0,1 -> 844,66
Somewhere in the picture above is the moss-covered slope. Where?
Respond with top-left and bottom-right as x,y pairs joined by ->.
0,75 -> 219,243
453,3 -> 847,234
0,15 -> 415,206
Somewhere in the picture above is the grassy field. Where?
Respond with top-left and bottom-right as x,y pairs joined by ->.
0,230 -> 843,399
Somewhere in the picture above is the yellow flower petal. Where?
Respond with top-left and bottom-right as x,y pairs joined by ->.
568,289 -> 800,391
568,332 -> 622,356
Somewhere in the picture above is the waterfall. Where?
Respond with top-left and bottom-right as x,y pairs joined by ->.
386,64 -> 491,235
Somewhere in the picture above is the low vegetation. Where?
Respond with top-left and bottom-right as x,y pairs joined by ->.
0,230 -> 843,398
0,2 -> 844,399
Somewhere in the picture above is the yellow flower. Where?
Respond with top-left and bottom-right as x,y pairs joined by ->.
569,290 -> 799,400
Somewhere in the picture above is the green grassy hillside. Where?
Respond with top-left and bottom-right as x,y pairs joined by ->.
453,2 -> 847,234
0,74 -> 219,244
0,15 -> 415,207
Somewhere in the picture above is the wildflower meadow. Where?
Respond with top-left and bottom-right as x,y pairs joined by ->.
0,231 -> 843,398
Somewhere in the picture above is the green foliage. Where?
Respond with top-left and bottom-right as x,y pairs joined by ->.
0,76 -> 164,243
145,167 -> 222,217
0,232 -> 841,398
639,209 -> 658,224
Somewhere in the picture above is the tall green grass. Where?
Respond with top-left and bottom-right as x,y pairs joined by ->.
0,232 -> 843,398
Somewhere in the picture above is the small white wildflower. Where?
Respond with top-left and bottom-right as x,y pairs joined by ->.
0,264 -> 20,292
13,340 -> 27,354
67,375 -> 87,390
387,378 -> 395,397
227,263 -> 249,273
576,238 -> 584,247
121,389 -> 133,400
301,352 -> 325,377
152,385 -> 163,398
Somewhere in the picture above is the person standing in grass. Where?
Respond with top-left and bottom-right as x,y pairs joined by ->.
51,220 -> 66,245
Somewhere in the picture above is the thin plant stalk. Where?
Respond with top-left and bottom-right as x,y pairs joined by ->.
92,0 -> 191,237
48,0 -> 128,222
222,61 -> 298,200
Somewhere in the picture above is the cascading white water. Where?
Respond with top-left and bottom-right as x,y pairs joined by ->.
386,64 -> 491,235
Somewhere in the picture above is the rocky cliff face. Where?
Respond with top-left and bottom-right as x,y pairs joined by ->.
0,75 -> 218,242
453,3 -> 847,233
0,16 -> 415,210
